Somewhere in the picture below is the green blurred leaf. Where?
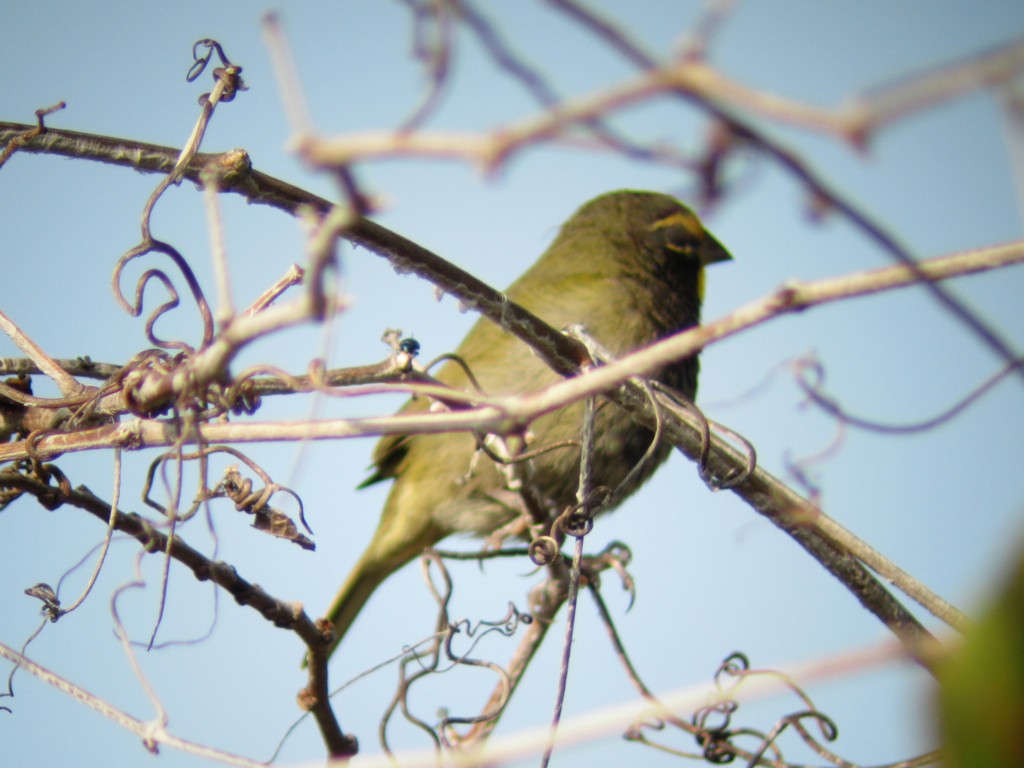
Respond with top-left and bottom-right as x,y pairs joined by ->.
939,539 -> 1024,767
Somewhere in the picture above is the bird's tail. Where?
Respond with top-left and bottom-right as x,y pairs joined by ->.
319,552 -> 395,660
314,510 -> 445,663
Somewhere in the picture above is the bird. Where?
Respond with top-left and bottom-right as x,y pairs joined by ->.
321,189 -> 732,658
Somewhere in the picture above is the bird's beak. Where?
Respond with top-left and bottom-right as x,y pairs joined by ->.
700,232 -> 733,266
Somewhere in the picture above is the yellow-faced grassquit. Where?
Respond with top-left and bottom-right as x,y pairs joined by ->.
322,189 -> 731,658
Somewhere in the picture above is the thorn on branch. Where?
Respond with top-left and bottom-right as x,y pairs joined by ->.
0,102 -> 65,169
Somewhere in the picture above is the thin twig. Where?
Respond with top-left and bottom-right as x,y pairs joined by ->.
0,309 -> 88,398
0,642 -> 267,766
55,450 -> 123,616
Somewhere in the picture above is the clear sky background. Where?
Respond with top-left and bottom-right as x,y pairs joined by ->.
1,2 -> 1023,767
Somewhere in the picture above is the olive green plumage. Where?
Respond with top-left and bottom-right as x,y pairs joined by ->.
322,190 -> 731,657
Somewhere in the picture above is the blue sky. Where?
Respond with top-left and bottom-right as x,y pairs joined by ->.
1,2 -> 1023,766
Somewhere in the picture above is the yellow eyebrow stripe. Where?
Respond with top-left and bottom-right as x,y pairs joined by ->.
650,210 -> 706,240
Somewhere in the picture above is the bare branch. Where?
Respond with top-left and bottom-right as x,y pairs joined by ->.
0,642 -> 269,766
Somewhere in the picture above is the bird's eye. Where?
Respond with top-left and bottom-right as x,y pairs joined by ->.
649,209 -> 705,255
